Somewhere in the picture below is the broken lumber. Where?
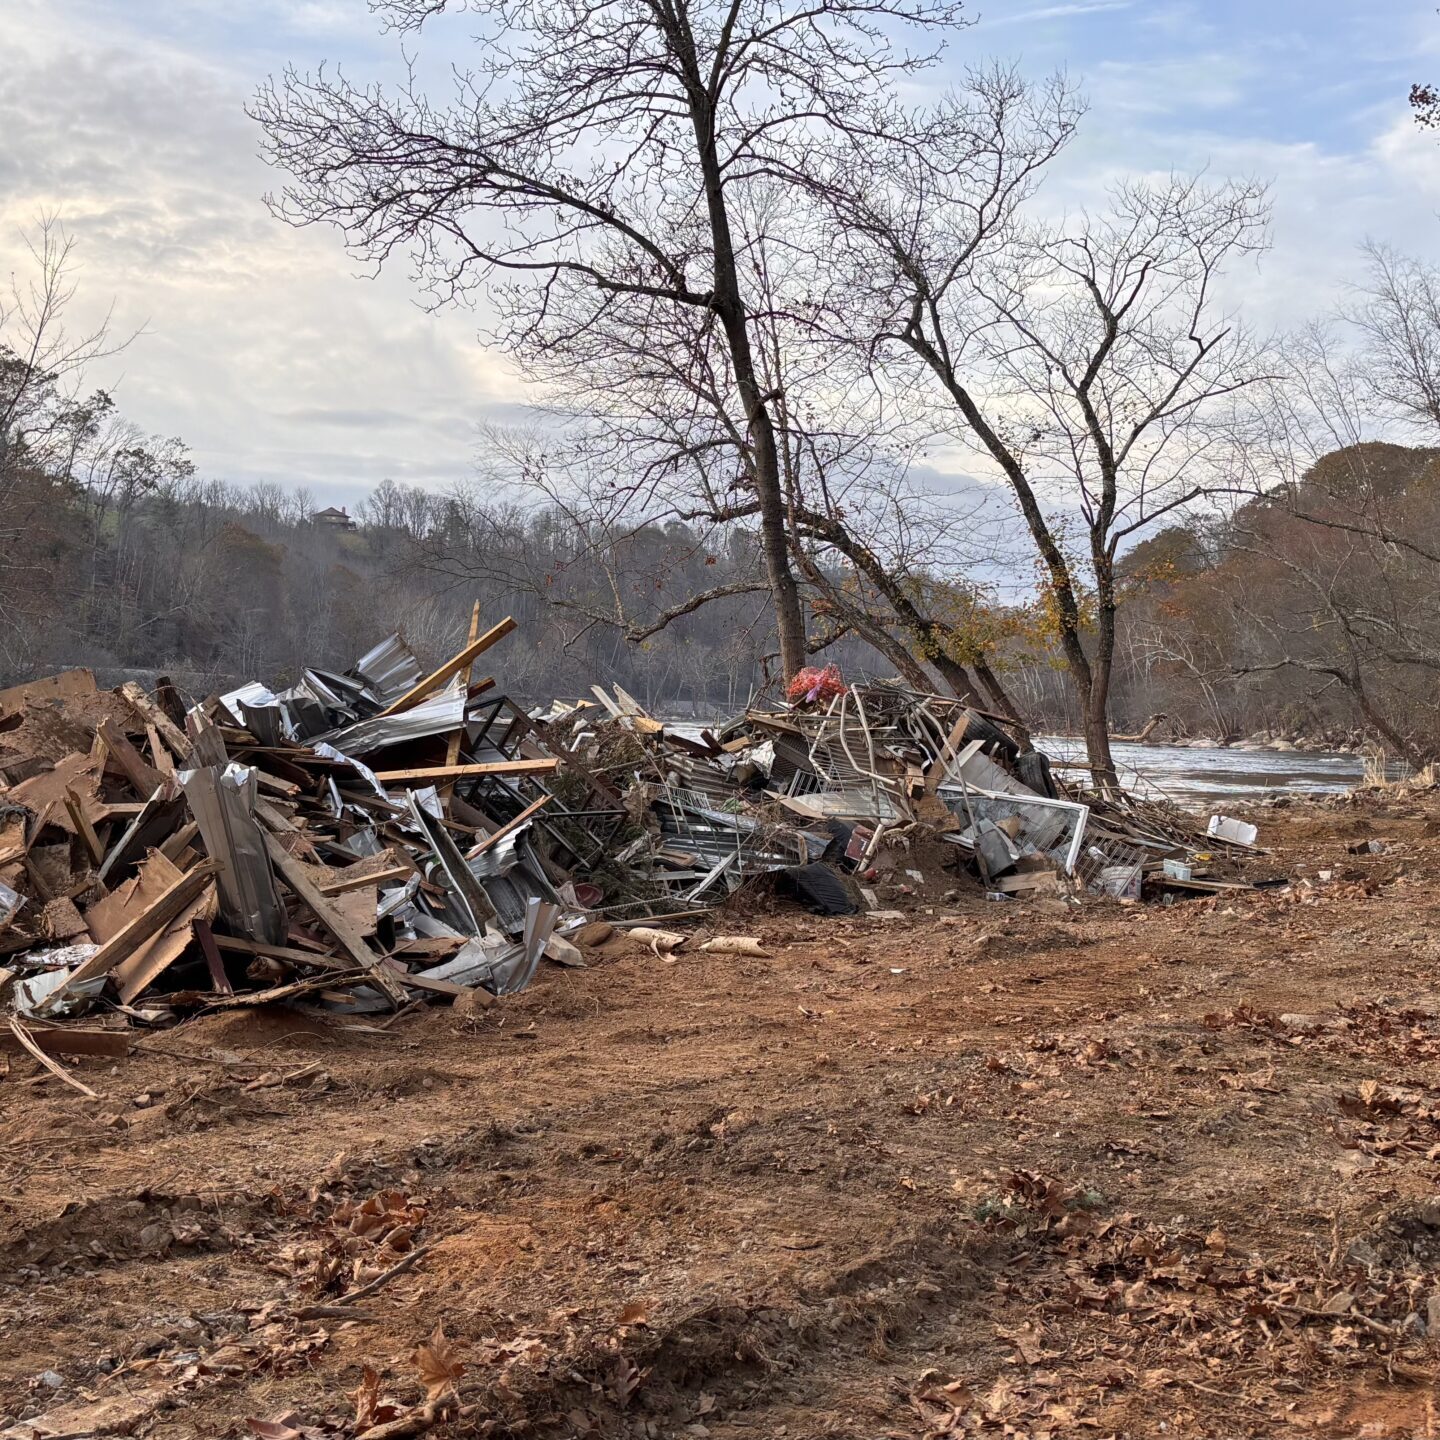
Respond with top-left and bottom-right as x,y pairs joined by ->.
471,794 -> 553,856
8,1016 -> 100,1097
260,830 -> 410,1007
373,759 -> 559,783
0,1023 -> 129,1059
96,718 -> 166,799
40,860 -> 220,1007
440,600 -> 483,802
376,616 -> 517,717
319,865 -> 412,895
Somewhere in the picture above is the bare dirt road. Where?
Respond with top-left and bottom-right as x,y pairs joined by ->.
4,798 -> 1440,1440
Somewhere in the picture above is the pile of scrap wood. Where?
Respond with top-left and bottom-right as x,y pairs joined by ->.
0,614 -> 599,1070
0,625 -> 1268,1073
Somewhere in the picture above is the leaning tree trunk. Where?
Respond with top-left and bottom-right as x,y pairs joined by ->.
689,82 -> 806,681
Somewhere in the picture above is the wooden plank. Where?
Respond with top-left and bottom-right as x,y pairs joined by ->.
112,878 -> 216,1005
42,860 -> 219,1004
389,936 -> 467,961
65,787 -> 106,866
158,820 -> 201,863
0,1023 -> 129,1058
118,681 -> 191,761
96,719 -> 166,799
373,759 -> 559,783
0,668 -> 97,712
193,919 -> 233,995
8,1016 -> 100,1097
145,723 -> 175,778
376,616 -> 516,717
319,865 -> 411,896
382,959 -> 470,998
441,601 -> 483,804
213,935 -> 351,969
470,794 -> 553,856
260,830 -> 410,1006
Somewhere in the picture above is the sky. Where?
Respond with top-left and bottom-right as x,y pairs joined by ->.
2,0 -> 1440,507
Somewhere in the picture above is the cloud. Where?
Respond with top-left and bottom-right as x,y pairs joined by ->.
0,0 -> 520,502
4,0 -> 1440,515
977,1 -> 1134,25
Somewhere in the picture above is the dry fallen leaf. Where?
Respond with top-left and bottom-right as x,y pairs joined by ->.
246,1417 -> 305,1440
616,1300 -> 650,1327
351,1364 -> 402,1431
414,1323 -> 466,1399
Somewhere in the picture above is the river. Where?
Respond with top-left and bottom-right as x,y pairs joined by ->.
1037,737 -> 1367,805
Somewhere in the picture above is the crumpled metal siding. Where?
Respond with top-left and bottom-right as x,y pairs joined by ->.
178,762 -> 288,944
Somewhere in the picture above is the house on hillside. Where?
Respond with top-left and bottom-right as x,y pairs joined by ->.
310,505 -> 357,532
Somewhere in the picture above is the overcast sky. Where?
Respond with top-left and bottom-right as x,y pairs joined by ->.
3,0 -> 1439,507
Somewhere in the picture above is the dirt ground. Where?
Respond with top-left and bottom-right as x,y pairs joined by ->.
5,795 -> 1440,1440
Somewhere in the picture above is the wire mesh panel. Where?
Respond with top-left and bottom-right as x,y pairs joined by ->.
937,784 -> 1090,873
1073,837 -> 1146,898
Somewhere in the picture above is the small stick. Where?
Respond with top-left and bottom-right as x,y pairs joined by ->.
328,1243 -> 432,1308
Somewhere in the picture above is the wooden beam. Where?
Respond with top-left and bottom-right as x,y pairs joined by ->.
213,934 -> 350,969
376,616 -> 516,717
0,1022 -> 129,1059
41,861 -> 219,1005
96,719 -> 166,800
441,601 -> 482,804
65,787 -> 105,866
260,831 -> 410,1007
373,759 -> 559,783
319,865 -> 411,895
471,794 -> 553,856
8,1016 -> 99,1097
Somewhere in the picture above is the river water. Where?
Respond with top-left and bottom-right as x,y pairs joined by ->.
1037,737 -> 1366,805
666,721 -> 1367,806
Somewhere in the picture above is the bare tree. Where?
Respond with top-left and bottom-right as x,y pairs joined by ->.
1347,243 -> 1440,437
823,78 -> 1270,785
251,0 -> 969,680
0,217 -> 132,489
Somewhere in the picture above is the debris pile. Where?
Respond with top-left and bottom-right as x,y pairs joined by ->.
0,618 -> 1263,1067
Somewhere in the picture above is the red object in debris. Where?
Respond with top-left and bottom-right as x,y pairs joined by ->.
786,663 -> 845,706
